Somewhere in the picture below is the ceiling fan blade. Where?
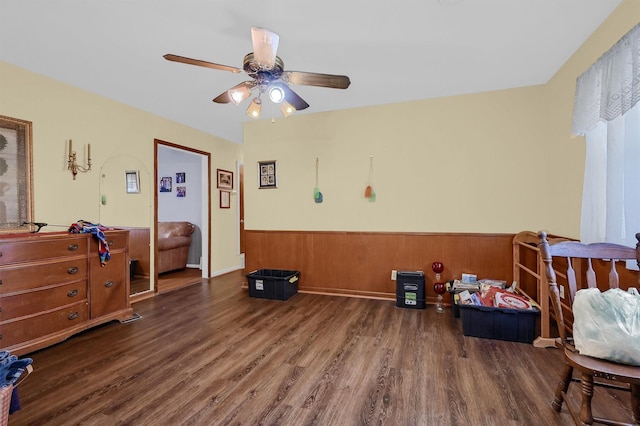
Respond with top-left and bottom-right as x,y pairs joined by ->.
163,54 -> 242,74
251,27 -> 280,69
282,71 -> 351,89
213,81 -> 256,104
280,84 -> 309,111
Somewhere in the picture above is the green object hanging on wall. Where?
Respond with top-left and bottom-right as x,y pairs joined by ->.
314,158 -> 323,203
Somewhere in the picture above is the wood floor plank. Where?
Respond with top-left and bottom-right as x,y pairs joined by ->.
8,270 -> 636,425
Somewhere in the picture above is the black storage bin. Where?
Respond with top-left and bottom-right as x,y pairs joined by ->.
395,271 -> 425,309
458,304 -> 540,343
247,269 -> 299,300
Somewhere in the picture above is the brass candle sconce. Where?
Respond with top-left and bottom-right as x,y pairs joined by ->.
67,139 -> 91,179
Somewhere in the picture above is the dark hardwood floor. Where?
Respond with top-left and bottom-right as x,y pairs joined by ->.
157,268 -> 203,294
8,271 -> 634,425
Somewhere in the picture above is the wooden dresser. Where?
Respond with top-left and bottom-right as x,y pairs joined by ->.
0,230 -> 133,355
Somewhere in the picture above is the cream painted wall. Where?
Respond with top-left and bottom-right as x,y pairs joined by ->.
244,86 -> 548,233
244,1 -> 640,238
0,61 -> 242,276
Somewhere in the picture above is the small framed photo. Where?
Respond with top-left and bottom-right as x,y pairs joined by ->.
217,168 -> 233,190
176,186 -> 186,197
258,160 -> 277,189
125,170 -> 140,194
160,176 -> 172,192
219,190 -> 230,209
176,172 -> 186,183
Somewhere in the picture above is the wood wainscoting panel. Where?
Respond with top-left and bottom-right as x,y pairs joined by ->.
244,230 -> 514,302
126,227 -> 151,278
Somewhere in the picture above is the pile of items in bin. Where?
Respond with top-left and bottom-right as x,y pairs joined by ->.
450,279 -> 537,310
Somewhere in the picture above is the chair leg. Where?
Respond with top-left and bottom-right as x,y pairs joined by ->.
552,364 -> 573,411
579,373 -> 594,425
631,384 -> 640,424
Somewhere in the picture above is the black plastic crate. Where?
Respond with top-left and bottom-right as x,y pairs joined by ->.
458,304 -> 540,343
247,269 -> 299,300
395,271 -> 425,309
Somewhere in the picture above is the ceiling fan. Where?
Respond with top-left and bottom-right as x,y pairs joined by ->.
164,27 -> 351,119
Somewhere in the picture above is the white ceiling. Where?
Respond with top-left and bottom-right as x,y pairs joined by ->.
0,0 -> 622,144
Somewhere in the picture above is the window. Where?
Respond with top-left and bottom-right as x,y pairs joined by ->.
572,22 -> 640,257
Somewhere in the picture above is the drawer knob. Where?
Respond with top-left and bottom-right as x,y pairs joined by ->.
68,244 -> 79,251
67,266 -> 79,274
68,312 -> 79,320
67,289 -> 79,297
104,281 -> 114,288
107,240 -> 114,246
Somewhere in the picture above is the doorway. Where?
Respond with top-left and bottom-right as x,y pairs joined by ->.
154,139 -> 211,293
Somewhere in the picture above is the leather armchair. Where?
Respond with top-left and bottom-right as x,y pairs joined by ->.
157,221 -> 195,274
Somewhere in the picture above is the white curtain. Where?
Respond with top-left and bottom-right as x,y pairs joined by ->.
572,22 -> 640,257
572,22 -> 640,136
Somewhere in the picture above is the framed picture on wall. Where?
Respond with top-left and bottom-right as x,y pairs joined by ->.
125,170 -> 140,194
258,160 -> 277,189
220,190 -> 230,209
160,176 -> 172,192
0,115 -> 33,233
217,168 -> 233,190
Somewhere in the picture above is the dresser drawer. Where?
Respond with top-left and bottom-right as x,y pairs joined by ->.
0,258 -> 88,294
0,236 -> 87,265
90,252 -> 128,318
1,282 -> 87,320
0,302 -> 87,348
90,231 -> 128,253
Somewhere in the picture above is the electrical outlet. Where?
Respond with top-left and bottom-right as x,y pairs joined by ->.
559,285 -> 565,299
391,270 -> 397,280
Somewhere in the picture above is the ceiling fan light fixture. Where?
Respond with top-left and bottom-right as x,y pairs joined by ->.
268,85 -> 285,103
280,101 -> 295,118
228,85 -> 252,105
246,97 -> 262,119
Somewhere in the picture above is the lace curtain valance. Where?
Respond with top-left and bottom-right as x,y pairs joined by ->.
572,22 -> 640,136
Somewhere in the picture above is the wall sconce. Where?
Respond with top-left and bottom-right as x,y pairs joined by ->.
67,139 -> 91,180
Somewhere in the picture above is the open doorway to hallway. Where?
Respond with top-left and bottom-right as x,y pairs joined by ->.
155,140 -> 211,294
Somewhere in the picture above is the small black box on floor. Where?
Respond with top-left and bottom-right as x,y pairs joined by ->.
458,304 -> 540,343
395,271 -> 425,309
247,269 -> 299,300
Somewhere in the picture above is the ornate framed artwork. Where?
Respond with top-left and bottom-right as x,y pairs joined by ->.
0,115 -> 34,233
217,168 -> 233,190
219,190 -> 230,208
258,160 -> 277,189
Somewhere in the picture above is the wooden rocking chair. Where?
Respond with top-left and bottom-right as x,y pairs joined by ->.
538,230 -> 640,425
